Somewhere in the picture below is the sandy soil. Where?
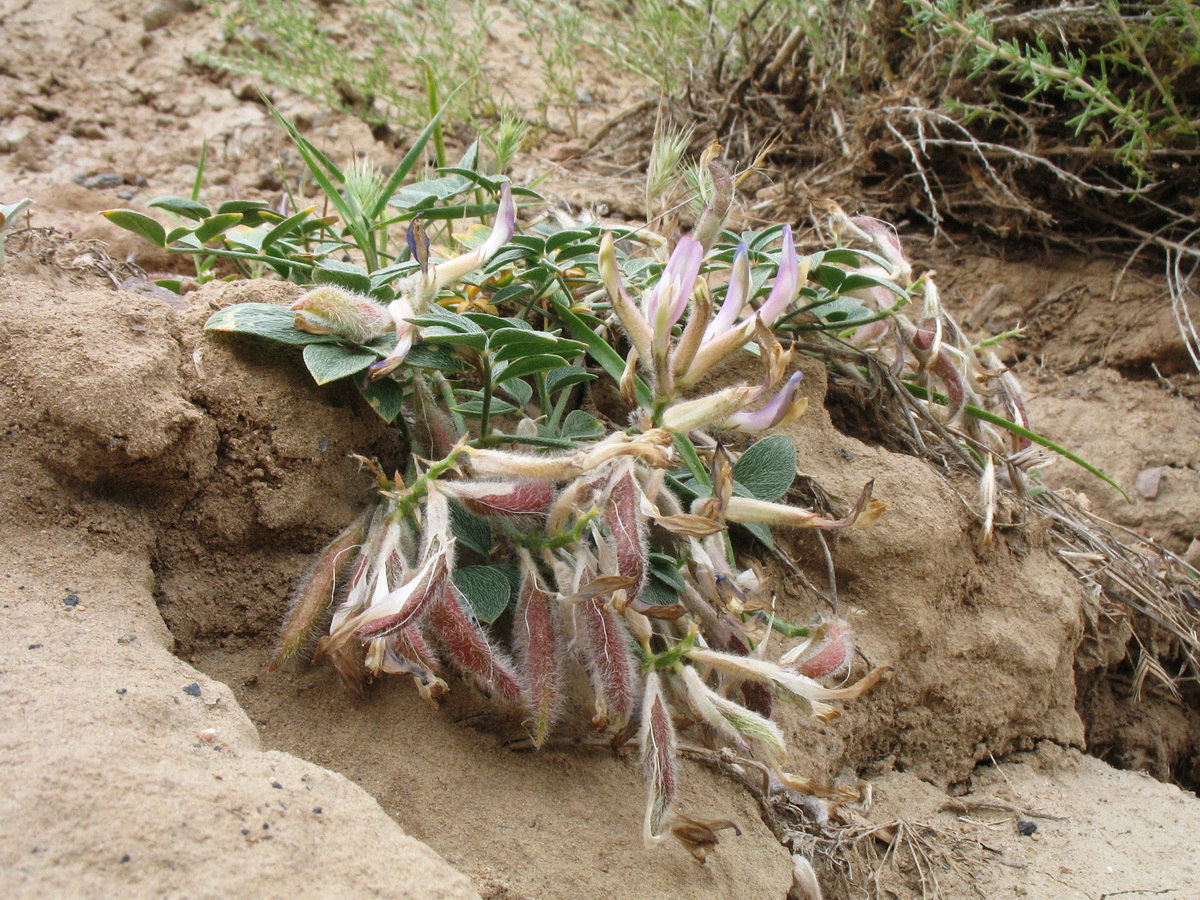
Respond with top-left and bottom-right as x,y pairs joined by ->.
2,1 -> 1199,899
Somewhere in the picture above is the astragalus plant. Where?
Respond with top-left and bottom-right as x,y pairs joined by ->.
163,141 -> 892,856
107,109 -> 1120,856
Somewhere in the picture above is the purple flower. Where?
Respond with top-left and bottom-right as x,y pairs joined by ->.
718,371 -> 807,432
644,236 -> 704,359
756,225 -> 801,327
705,241 -> 750,342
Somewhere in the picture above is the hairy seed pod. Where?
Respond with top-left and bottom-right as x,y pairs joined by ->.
581,593 -> 638,731
605,466 -> 647,604
351,546 -> 452,640
781,620 -> 853,679
515,552 -> 561,747
640,671 -> 678,845
681,665 -> 787,768
269,510 -> 369,671
445,479 -> 556,518
291,285 -> 394,344
409,376 -> 459,458
429,585 -> 523,702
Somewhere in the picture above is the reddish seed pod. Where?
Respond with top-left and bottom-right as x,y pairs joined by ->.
605,468 -> 647,603
429,585 -> 523,703
515,556 -> 561,747
790,621 -> 853,679
640,671 -> 678,843
269,512 -> 368,672
581,594 -> 638,731
354,550 -> 451,640
461,479 -> 556,518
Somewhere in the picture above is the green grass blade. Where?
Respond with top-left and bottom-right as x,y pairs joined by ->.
547,293 -> 650,406
265,100 -> 354,226
901,381 -> 1130,501
192,139 -> 207,203
370,82 -> 464,221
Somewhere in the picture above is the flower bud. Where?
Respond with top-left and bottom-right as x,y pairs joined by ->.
661,385 -> 755,433
757,225 -> 806,327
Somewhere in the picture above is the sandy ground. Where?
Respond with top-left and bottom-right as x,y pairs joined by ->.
2,1 -> 1199,899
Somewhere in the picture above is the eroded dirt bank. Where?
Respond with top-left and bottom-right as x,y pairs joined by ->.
0,270 -> 1197,899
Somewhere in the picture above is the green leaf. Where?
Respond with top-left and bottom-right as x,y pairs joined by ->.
407,307 -> 481,332
545,365 -> 596,394
389,174 -> 474,210
497,376 -> 533,407
453,565 -> 516,623
148,196 -> 211,220
497,354 -> 569,382
357,376 -> 405,422
449,502 -> 495,558
206,303 -> 335,345
545,228 -> 593,252
405,343 -> 465,371
648,552 -> 687,592
734,434 -> 797,502
641,576 -> 681,608
554,243 -> 601,263
509,234 -> 547,253
455,397 -> 520,417
463,312 -> 529,331
434,167 -> 500,192
261,207 -> 317,250
490,329 -> 587,359
800,295 -> 873,324
101,209 -> 166,247
422,326 -> 488,351
302,343 -> 376,385
194,213 -> 243,243
217,199 -> 268,216
314,259 -> 372,294
561,409 -> 605,440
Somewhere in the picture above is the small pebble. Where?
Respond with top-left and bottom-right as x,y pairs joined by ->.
116,688 -> 127,695
271,781 -> 283,789
117,634 -> 136,644
142,0 -> 200,31
116,190 -> 136,201
1017,820 -> 1037,836
77,173 -> 125,190
312,807 -> 322,815
63,594 -> 79,607
28,643 -> 42,650
1135,466 -> 1163,500
120,854 -> 131,864
183,682 -> 202,697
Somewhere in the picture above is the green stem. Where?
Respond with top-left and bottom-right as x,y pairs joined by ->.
478,350 -> 494,440
483,433 -> 580,450
433,371 -> 467,436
